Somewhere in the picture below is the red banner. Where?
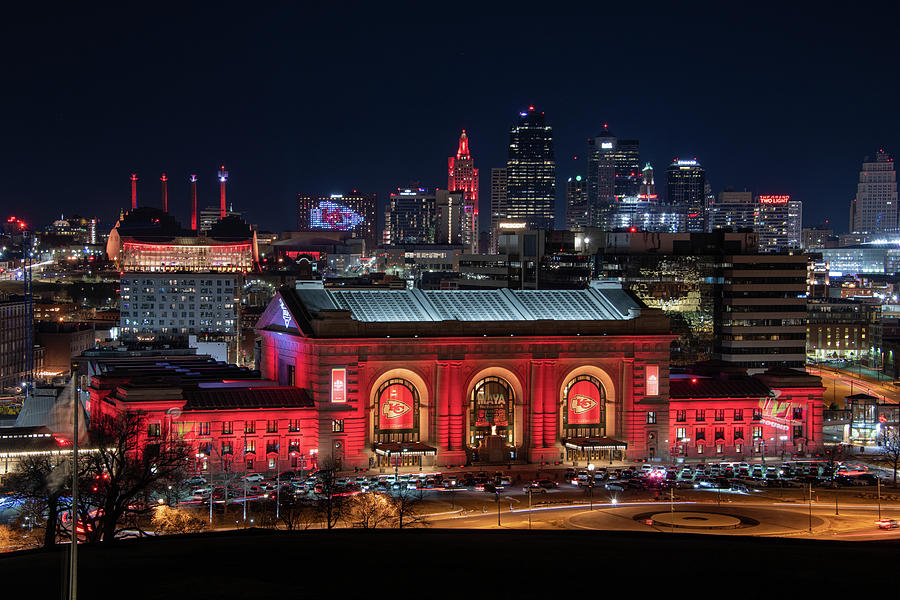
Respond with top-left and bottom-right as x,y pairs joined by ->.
331,368 -> 346,403
567,380 -> 602,425
379,384 -> 415,430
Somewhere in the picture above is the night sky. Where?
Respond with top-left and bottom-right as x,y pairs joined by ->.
2,3 -> 898,235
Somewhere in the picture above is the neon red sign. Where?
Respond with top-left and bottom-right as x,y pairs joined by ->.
331,368 -> 346,403
567,380 -> 602,425
379,384 -> 415,430
758,195 -> 790,204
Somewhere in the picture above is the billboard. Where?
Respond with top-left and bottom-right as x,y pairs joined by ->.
309,201 -> 365,231
378,383 -> 416,430
473,380 -> 511,427
331,368 -> 346,403
566,379 -> 603,425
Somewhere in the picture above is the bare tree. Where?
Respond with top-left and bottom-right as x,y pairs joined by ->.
313,462 -> 347,530
880,428 -> 900,486
77,412 -> 192,544
151,506 -> 206,535
2,454 -> 69,548
392,486 -> 427,529
274,494 -> 319,531
346,492 -> 395,529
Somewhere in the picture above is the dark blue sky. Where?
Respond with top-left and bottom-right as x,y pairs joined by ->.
1,3 -> 898,235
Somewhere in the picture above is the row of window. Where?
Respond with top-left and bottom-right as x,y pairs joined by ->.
673,408 -> 803,422
149,418 -> 340,437
675,425 -> 804,441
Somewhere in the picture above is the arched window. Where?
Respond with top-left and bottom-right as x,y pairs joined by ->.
563,375 -> 606,438
470,376 -> 515,445
374,378 -> 420,443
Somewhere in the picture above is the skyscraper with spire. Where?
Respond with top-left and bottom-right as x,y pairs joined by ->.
448,130 -> 479,252
506,106 -> 555,230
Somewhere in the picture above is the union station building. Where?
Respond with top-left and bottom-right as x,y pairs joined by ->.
257,281 -> 676,469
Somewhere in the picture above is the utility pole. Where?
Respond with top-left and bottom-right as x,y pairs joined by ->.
808,483 -> 813,533
877,477 -> 882,520
670,487 -> 675,534
69,366 -> 79,600
527,488 -> 532,530
496,492 -> 501,527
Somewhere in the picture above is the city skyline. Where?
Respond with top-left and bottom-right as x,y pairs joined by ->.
0,5 -> 898,235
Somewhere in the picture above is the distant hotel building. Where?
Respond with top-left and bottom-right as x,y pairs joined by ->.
505,107 -> 555,230
756,195 -> 802,252
849,150 -> 898,233
297,193 -> 378,251
707,190 -> 755,232
384,188 -> 436,245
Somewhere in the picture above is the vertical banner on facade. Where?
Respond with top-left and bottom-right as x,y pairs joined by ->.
379,384 -> 415,430
331,368 -> 346,403
646,364 -> 659,396
567,380 -> 602,425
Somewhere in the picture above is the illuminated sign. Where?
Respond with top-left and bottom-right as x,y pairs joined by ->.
758,195 -> 790,205
278,298 -> 293,329
646,364 -> 659,396
567,379 -> 603,425
331,368 -> 346,403
310,201 -> 365,231
378,383 -> 415,430
601,142 -> 614,149
498,221 -> 527,229
675,159 -> 698,166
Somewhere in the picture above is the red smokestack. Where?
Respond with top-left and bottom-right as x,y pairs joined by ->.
190,174 -> 198,231
130,173 -> 138,210
160,173 -> 168,212
217,165 -> 229,219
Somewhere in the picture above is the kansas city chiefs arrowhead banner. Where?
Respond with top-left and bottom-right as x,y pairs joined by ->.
567,380 -> 602,425
378,384 -> 415,430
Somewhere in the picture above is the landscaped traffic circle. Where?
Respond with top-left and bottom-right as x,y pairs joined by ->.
648,511 -> 742,529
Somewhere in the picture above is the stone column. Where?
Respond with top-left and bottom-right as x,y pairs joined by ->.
542,360 -> 559,449
435,361 -> 450,451
448,361 -> 464,452
530,359 -> 544,452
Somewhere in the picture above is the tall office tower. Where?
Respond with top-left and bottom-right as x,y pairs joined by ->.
489,167 -> 507,253
666,158 -> 706,232
638,163 -> 657,201
756,195 -> 802,252
448,130 -> 479,252
707,189 -> 756,232
505,106 -> 555,230
715,253 -> 809,373
587,125 -> 640,225
385,187 -> 437,245
297,193 -> 378,251
849,150 -> 898,233
565,175 -> 589,229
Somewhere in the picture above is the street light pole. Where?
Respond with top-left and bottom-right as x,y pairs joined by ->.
808,483 -> 813,533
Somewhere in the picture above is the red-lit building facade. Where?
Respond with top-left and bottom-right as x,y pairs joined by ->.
84,353 -> 319,473
447,130 -> 479,253
257,282 -> 676,468
668,366 -> 824,460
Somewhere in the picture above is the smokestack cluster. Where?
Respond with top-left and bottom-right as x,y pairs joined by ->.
127,167 -> 229,230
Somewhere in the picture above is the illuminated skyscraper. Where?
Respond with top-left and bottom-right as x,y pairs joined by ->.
565,175 -> 589,229
448,130 -> 479,252
506,107 -> 555,230
385,187 -> 436,245
666,158 -> 706,232
849,150 -> 897,233
587,125 -> 640,225
756,195 -> 802,252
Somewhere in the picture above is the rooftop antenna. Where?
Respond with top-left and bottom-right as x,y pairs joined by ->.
160,173 -> 168,212
130,173 -> 138,210
190,174 -> 198,232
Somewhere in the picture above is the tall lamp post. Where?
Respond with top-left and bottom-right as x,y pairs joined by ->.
587,463 -> 595,510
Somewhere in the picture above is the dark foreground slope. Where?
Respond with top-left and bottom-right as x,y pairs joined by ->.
0,529 -> 889,598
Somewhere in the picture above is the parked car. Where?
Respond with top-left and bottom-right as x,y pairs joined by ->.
241,473 -> 265,483
605,482 -> 625,491
185,476 -> 207,486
